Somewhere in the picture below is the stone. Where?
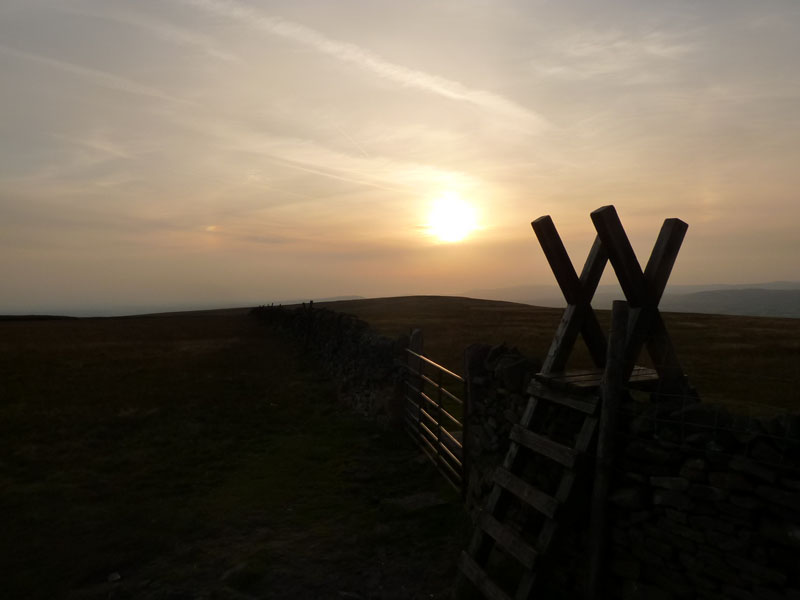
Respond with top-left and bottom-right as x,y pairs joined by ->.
662,519 -> 706,544
680,466 -> 707,483
716,501 -> 753,522
643,535 -> 674,560
760,518 -> 800,549
626,440 -> 678,465
729,494 -> 760,510
721,585 -> 756,600
654,490 -> 692,510
725,555 -> 787,586
645,524 -> 697,554
709,471 -> 753,491
612,527 -> 629,545
688,515 -> 735,534
753,586 -> 791,600
706,529 -> 748,552
610,487 -> 647,509
683,458 -> 708,471
622,580 -> 674,600
689,484 -> 728,502
750,439 -> 785,464
664,508 -> 688,524
695,549 -> 743,585
627,510 -> 653,526
729,457 -> 777,483
672,403 -> 731,429
756,485 -> 800,511
651,476 -> 690,491
644,567 -> 694,599
612,556 -> 641,579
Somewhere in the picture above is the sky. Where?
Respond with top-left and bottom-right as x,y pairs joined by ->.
2,0 -> 799,314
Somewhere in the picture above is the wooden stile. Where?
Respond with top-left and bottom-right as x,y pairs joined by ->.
456,205 -> 697,599
456,374 -> 600,599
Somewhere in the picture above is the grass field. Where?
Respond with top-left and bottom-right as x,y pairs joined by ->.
317,296 -> 800,411
0,312 -> 466,599
3,295 -> 798,598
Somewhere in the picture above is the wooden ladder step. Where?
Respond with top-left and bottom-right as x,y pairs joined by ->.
493,467 -> 559,519
510,425 -> 578,468
527,381 -> 598,414
458,552 -> 514,600
478,512 -> 539,569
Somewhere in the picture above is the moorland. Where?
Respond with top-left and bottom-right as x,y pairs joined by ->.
2,295 -> 799,598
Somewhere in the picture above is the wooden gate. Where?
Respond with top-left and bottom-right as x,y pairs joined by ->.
403,336 -> 467,494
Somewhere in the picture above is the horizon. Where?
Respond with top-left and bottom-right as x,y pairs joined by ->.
5,278 -> 800,319
2,1 -> 799,312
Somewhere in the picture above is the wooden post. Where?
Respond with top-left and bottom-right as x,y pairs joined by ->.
409,329 -> 424,432
586,300 -> 628,600
462,344 -> 489,506
436,368 -> 444,470
590,206 -> 689,387
531,216 -> 608,373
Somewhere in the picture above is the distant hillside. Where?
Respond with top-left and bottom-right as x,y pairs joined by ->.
661,288 -> 800,318
464,282 -> 800,318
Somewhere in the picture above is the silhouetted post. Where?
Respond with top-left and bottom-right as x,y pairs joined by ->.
408,329 -> 424,432
587,300 -> 628,599
531,216 -> 608,374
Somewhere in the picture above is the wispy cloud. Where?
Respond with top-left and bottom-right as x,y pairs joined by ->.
535,30 -> 695,82
178,0 -> 548,131
64,5 -> 239,62
0,44 -> 192,105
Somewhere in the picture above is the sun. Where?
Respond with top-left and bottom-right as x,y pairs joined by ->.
426,192 -> 478,243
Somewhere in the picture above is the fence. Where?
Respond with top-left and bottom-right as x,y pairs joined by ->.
402,341 -> 467,495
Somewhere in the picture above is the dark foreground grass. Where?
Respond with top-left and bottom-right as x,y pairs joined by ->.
0,314 -> 467,599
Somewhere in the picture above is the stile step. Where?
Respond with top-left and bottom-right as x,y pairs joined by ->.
479,512 -> 538,570
527,381 -> 598,414
493,467 -> 559,519
458,552 -> 513,600
510,425 -> 578,468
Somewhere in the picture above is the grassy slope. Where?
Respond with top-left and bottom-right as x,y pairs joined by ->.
317,296 -> 800,411
0,314 -> 464,599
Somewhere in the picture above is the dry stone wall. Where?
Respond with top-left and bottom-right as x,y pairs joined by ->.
608,399 -> 800,600
250,304 -> 407,421
252,307 -> 799,598
463,344 -> 800,599
462,343 -> 542,514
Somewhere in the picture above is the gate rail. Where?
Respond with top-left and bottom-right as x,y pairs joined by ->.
403,348 -> 467,494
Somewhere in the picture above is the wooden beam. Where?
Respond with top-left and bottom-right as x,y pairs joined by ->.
644,218 -> 688,305
533,221 -> 608,373
586,301 -> 628,600
459,552 -> 514,600
494,467 -> 559,519
531,216 -> 582,304
590,205 -> 645,307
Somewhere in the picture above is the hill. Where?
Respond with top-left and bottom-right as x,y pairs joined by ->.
317,295 -> 800,410
463,282 -> 800,318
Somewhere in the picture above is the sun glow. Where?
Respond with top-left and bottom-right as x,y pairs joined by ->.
426,192 -> 478,243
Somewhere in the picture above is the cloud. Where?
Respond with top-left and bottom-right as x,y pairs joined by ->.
0,43 -> 192,105
63,5 -> 239,62
178,0 -> 548,131
534,30 -> 695,82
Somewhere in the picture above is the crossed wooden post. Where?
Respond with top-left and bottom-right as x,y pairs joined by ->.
532,205 -> 692,394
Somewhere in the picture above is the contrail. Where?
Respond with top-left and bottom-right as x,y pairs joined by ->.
0,44 -> 192,105
178,0 -> 548,131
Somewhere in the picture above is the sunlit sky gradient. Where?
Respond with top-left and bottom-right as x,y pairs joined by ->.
2,0 -> 799,313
